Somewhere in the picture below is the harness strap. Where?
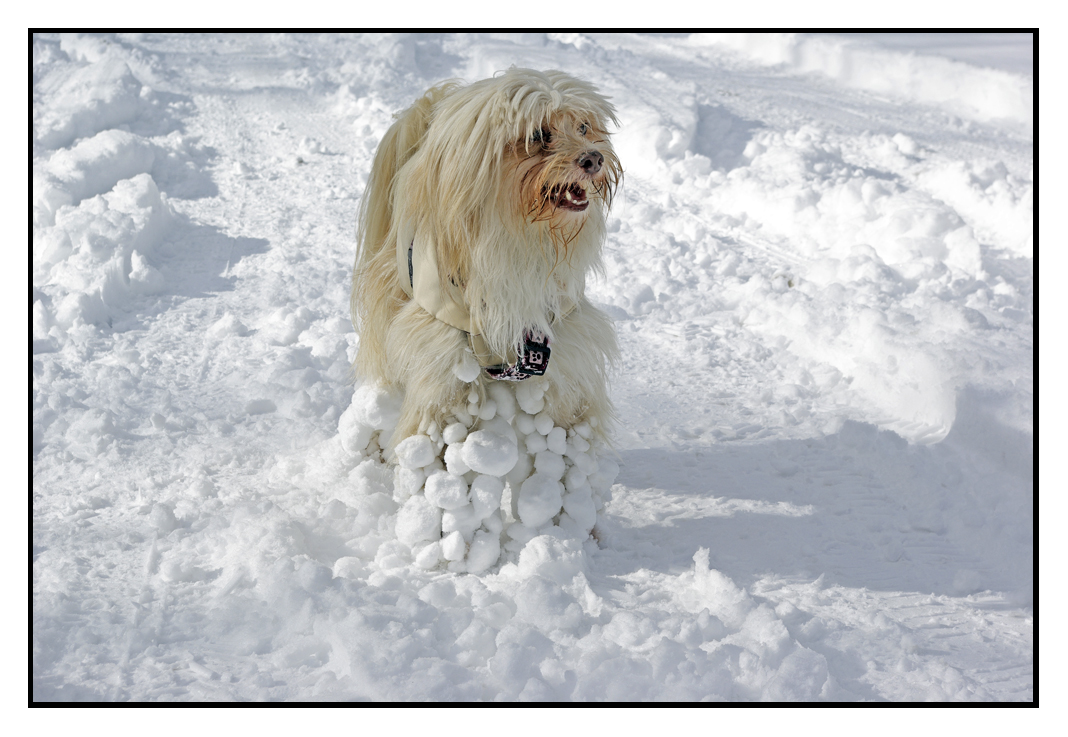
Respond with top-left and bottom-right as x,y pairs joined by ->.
399,231 -> 473,335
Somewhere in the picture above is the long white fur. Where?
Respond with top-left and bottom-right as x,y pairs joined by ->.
352,68 -> 622,447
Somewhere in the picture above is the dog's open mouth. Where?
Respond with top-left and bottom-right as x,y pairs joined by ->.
547,182 -> 589,212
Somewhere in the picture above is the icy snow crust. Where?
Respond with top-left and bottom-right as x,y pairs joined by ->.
33,33 -> 1032,701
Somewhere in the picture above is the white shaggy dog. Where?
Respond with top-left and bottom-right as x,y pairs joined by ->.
351,68 -> 622,452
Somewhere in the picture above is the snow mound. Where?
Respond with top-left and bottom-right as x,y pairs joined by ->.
689,33 -> 1033,126
34,172 -> 174,333
35,56 -> 148,151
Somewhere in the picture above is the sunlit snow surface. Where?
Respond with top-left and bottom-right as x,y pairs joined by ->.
32,33 -> 1032,702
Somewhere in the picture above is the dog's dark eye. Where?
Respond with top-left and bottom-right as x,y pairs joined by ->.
579,123 -> 589,135
531,127 -> 551,146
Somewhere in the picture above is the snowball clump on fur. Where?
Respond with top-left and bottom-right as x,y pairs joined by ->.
341,382 -> 616,573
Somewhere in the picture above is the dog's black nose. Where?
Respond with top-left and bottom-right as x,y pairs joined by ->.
578,150 -> 604,175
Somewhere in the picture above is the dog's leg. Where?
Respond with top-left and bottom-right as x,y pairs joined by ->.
541,299 -> 618,438
385,301 -> 474,447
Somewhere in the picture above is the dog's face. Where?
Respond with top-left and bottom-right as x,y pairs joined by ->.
409,69 -> 621,265
508,114 -> 621,229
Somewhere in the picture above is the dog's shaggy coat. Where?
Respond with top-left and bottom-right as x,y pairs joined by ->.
351,68 -> 622,448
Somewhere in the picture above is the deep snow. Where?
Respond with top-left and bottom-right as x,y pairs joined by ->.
32,32 -> 1033,702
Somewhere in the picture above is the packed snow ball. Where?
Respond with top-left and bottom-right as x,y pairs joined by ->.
338,382 -> 617,573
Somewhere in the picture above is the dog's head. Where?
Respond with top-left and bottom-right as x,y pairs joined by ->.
415,69 -> 621,259
502,71 -> 622,229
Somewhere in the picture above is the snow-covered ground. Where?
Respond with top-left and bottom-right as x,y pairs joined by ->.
32,32 -> 1033,702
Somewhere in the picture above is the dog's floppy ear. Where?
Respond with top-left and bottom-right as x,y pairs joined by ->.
356,81 -> 461,272
353,81 -> 463,377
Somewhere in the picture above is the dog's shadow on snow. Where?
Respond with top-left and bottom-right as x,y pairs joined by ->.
592,417 -> 1032,601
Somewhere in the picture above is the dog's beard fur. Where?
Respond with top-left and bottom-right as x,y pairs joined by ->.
352,68 -> 622,447
511,118 -> 620,251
